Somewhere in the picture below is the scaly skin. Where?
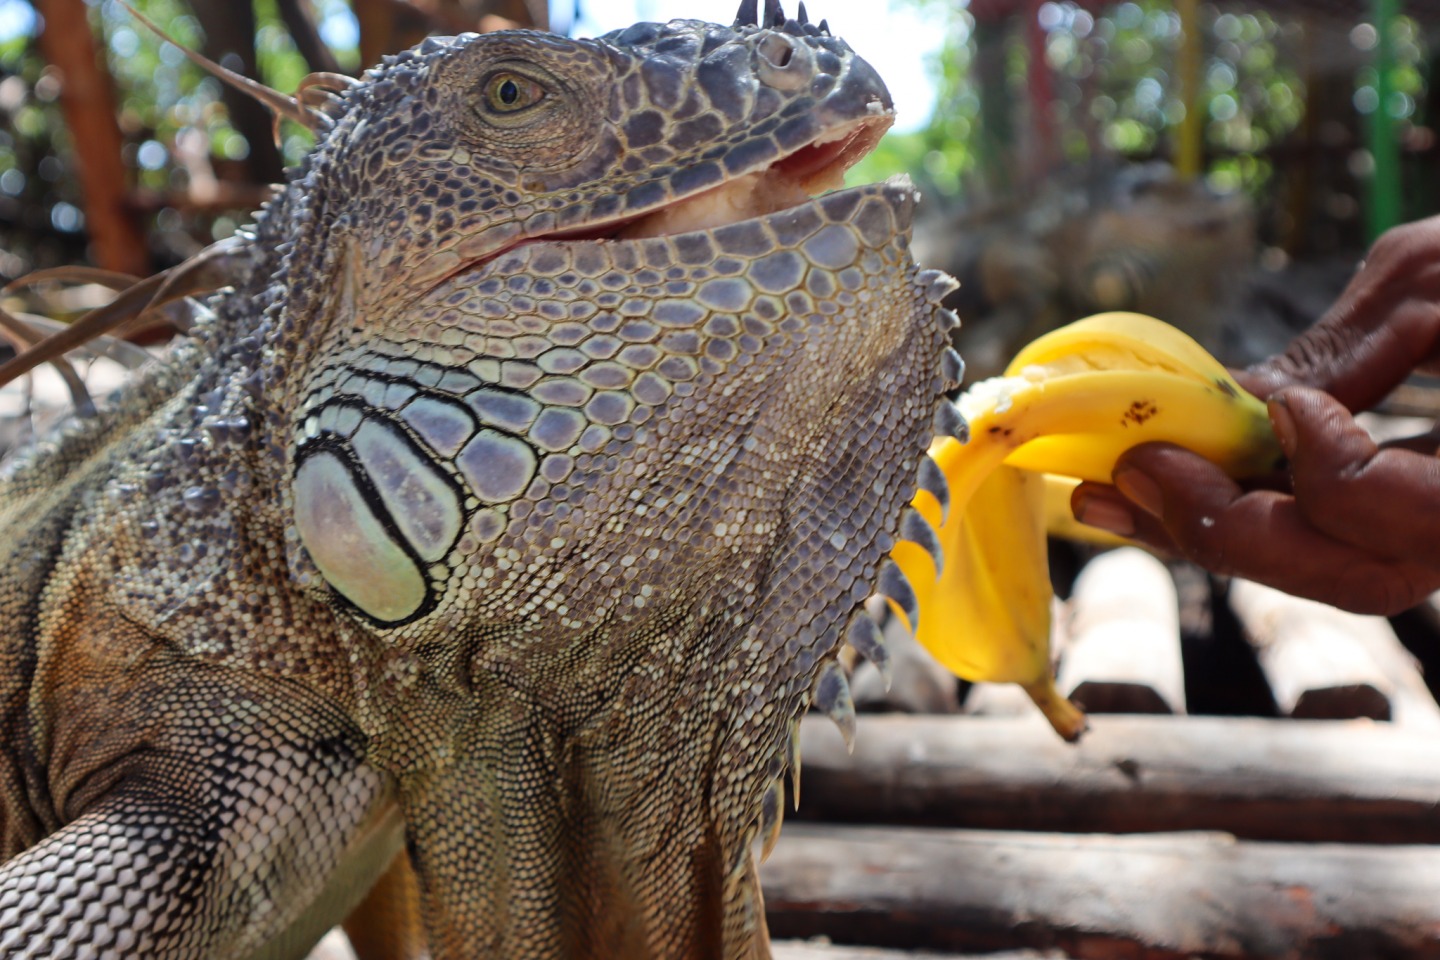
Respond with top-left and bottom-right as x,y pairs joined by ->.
0,11 -> 956,959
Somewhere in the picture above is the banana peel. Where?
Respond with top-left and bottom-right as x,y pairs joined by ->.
894,312 -> 1283,740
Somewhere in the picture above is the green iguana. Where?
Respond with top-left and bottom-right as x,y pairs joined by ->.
0,2 -> 960,956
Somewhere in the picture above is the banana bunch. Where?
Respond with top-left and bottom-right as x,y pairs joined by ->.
891,312 -> 1282,740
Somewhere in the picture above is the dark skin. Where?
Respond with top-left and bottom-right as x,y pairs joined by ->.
1072,215 -> 1440,616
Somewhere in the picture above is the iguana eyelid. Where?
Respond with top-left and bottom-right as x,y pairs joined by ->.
475,63 -> 557,126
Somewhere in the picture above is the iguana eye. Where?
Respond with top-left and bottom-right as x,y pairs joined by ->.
482,71 -> 546,113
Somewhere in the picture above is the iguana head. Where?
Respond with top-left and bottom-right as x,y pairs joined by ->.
276,10 -> 893,327
259,4 -> 958,954
279,9 -> 943,625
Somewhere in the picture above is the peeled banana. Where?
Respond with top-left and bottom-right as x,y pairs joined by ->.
893,312 -> 1283,739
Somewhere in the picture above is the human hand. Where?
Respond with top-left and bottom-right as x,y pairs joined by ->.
1073,388 -> 1440,614
1243,215 -> 1440,407
1069,217 -> 1440,615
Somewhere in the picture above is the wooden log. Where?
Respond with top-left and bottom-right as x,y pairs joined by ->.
762,824 -> 1440,958
305,930 -> 1074,960
795,713 -> 1440,843
1345,607 -> 1440,731
961,681 -> 1035,717
1057,548 -> 1185,714
773,942 -> 1069,960
1230,579 -> 1404,722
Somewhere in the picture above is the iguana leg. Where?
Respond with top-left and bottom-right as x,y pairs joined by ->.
391,701 -> 770,960
0,671 -> 398,959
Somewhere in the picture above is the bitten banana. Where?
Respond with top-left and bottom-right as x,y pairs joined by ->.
894,312 -> 1283,739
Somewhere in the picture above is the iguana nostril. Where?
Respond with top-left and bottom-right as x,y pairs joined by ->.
755,32 -> 810,90
758,33 -> 794,68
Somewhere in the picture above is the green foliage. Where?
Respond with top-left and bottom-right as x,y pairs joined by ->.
0,0 -> 362,272
874,0 -> 1428,206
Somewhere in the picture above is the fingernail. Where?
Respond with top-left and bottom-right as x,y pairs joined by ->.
1074,493 -> 1136,537
1268,396 -> 1298,457
1114,467 -> 1164,517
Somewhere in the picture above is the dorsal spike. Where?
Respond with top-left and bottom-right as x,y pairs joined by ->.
734,0 -> 759,26
786,716 -> 802,809
899,506 -> 944,577
120,2 -> 323,140
845,613 -> 891,691
797,2 -> 809,24
763,0 -> 786,28
933,401 -> 969,444
818,18 -> 830,35
916,454 -> 951,525
941,346 -> 965,386
758,778 -> 784,862
813,660 -> 856,751
877,559 -> 921,636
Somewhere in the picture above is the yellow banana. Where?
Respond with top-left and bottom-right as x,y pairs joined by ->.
891,312 -> 1282,739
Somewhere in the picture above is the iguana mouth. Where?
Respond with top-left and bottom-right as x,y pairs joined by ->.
433,113 -> 890,289
613,115 -> 887,241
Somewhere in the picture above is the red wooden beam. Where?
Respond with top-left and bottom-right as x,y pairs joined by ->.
35,0 -> 150,276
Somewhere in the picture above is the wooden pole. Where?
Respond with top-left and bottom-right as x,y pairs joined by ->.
34,0 -> 150,276
774,943 -> 1070,960
1367,0 -> 1402,240
794,713 -> 1440,843
1174,0 -> 1203,181
763,824 -> 1440,957
1057,548 -> 1186,714
1023,0 -> 1057,183
1229,579 -> 1402,722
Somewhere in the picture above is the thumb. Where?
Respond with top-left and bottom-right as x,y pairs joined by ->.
1271,385 -> 1440,568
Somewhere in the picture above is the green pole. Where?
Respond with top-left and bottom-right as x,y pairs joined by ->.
1367,0 -> 1402,240
1175,0 -> 1203,181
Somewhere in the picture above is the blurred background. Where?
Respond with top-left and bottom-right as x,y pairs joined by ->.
7,8 -> 1440,957
0,0 -> 1435,374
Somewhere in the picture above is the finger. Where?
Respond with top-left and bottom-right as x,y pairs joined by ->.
1273,387 -> 1440,566
1101,443 -> 1440,615
1240,220 -> 1440,408
1071,482 -> 1179,557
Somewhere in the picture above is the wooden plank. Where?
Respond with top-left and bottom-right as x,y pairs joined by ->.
794,713 -> 1440,843
308,933 -> 1072,960
773,942 -> 1069,960
762,824 -> 1440,958
961,680 -> 1035,716
1057,548 -> 1185,714
1230,579 -> 1415,722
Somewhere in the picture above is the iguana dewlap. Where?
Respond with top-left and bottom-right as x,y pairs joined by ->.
0,3 -> 960,957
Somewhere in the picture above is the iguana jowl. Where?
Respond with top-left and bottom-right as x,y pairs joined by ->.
0,3 -> 960,957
